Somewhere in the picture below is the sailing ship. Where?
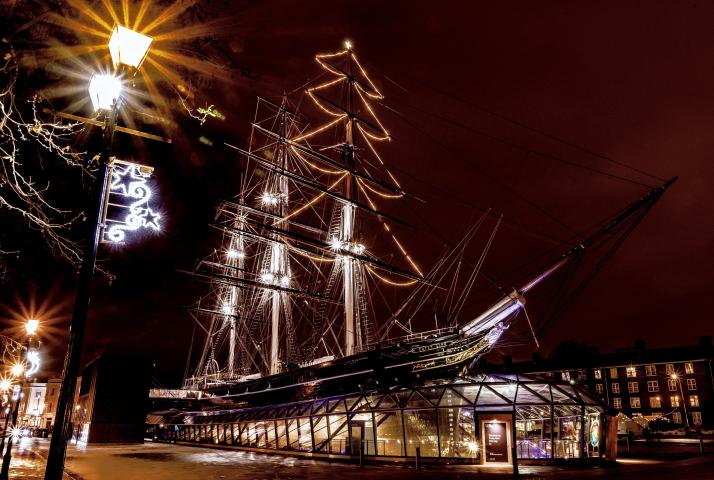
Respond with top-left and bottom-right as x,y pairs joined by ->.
174,44 -> 675,411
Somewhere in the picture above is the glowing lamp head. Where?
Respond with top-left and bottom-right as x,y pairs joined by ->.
0,379 -> 11,392
221,304 -> 233,315
344,40 -> 353,50
670,373 -> 678,379
25,319 -> 39,336
108,25 -> 152,70
10,364 -> 24,378
329,237 -> 342,250
88,74 -> 122,111
260,272 -> 274,284
280,275 -> 290,287
467,441 -> 479,453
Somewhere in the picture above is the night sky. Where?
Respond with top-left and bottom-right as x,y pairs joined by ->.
2,1 -> 712,386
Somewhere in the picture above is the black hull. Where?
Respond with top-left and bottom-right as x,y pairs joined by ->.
196,328 -> 494,410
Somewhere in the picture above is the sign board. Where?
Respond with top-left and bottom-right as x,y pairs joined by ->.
485,422 -> 508,463
102,159 -> 160,244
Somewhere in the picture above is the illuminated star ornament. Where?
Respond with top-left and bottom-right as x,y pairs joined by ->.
103,160 -> 161,244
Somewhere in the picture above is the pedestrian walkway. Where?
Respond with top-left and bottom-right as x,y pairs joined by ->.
4,437 -> 714,480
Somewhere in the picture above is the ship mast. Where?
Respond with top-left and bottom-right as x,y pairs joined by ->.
342,43 -> 357,356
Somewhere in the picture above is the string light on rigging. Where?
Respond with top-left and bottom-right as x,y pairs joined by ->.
226,248 -> 244,260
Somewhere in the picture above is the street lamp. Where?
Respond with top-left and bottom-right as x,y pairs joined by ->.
88,74 -> 122,112
44,24 -> 153,480
108,25 -> 152,71
0,379 -> 14,454
0,318 -> 41,480
670,373 -> 690,429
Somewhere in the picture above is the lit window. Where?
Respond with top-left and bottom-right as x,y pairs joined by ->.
561,371 -> 571,381
610,368 -> 618,379
650,397 -> 661,408
692,412 -> 702,425
612,383 -> 620,394
628,382 -> 639,394
577,370 -> 587,381
687,379 -> 697,390
595,384 -> 604,394
594,369 -> 602,380
684,362 -> 694,374
613,398 -> 622,409
690,395 -> 700,407
671,395 -> 680,407
630,397 -> 641,408
673,412 -> 682,424
645,365 -> 656,376
626,366 -> 637,378
665,364 -> 674,375
647,381 -> 659,392
668,379 -> 677,391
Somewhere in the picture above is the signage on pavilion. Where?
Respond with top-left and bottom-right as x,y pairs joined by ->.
102,159 -> 160,244
485,422 -> 508,463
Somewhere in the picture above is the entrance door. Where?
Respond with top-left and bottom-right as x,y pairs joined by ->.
349,420 -> 363,456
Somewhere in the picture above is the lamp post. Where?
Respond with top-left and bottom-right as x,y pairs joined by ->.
0,379 -> 15,454
0,318 -> 39,480
43,25 -> 152,480
671,374 -> 690,429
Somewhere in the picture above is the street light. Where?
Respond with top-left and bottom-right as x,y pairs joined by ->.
0,379 -> 14,454
670,373 -> 690,429
88,74 -> 122,112
44,24 -> 153,480
1,319 -> 41,480
25,319 -> 39,337
108,25 -> 152,71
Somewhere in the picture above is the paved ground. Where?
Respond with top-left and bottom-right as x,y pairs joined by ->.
4,438 -> 714,479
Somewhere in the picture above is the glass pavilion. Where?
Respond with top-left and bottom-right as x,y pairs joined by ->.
151,374 -> 605,463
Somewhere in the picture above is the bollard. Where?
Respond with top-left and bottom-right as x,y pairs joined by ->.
626,435 -> 631,453
700,434 -> 704,455
415,446 -> 421,471
359,441 -> 364,468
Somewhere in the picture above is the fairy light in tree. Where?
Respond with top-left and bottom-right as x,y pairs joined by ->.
102,160 -> 161,244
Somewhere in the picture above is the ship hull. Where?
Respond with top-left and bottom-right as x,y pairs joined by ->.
189,328 -> 493,410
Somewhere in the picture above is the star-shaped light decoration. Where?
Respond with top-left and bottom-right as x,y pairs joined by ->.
102,160 -> 160,244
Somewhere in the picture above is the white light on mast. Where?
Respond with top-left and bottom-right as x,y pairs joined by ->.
88,74 -> 122,112
108,25 -> 153,70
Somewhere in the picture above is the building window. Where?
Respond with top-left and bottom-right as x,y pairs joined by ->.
687,379 -> 696,390
673,412 -> 682,424
610,368 -> 618,379
671,395 -> 680,407
561,371 -> 571,381
594,369 -> 602,380
596,384 -> 604,394
628,382 -> 639,393
692,412 -> 702,425
665,364 -> 674,375
645,365 -> 656,376
684,362 -> 694,374
630,397 -> 641,409
612,383 -> 620,394
690,395 -> 700,408
577,370 -> 587,381
650,397 -> 661,408
626,366 -> 637,378
667,379 -> 677,391
647,381 -> 659,392
613,398 -> 622,409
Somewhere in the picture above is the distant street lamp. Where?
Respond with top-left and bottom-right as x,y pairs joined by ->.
0,320 -> 40,480
670,373 -> 690,429
44,25 -> 153,480
0,379 -> 14,454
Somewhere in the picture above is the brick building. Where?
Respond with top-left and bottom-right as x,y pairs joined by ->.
490,337 -> 713,429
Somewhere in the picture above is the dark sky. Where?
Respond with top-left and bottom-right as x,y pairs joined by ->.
2,1 -> 713,386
